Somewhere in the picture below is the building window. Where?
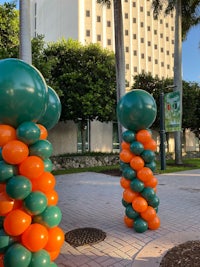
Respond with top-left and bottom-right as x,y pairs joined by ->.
160,19 -> 163,24
141,53 -> 144,59
166,50 -> 169,55
166,36 -> 169,41
86,30 -> 90,36
124,0 -> 128,2
140,22 -> 144,27
133,50 -> 137,56
125,47 -> 129,52
133,18 -> 136,23
133,2 -> 136,7
172,40 -> 174,44
86,10 -> 90,17
155,59 -> 158,64
154,30 -> 157,35
171,26 -> 174,31
125,13 -> 128,19
148,41 -> 151,46
140,6 -> 143,12
147,11 -> 150,16
147,26 -> 151,31
161,62 -> 164,67
134,66 -> 137,72
148,56 -> 151,62
107,20 -> 111,27
125,29 -> 129,36
154,44 -> 157,49
126,64 -> 129,70
160,33 -> 163,38
107,39 -> 111,45
97,35 -> 101,41
161,47 -> 164,52
166,23 -> 169,28
133,34 -> 136,39
167,64 -> 170,69
97,16 -> 101,22
141,38 -> 144,43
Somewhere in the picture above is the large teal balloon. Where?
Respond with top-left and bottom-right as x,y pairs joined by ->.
0,58 -> 48,127
29,250 -> 51,267
4,243 -> 32,267
38,86 -> 61,130
6,175 -> 32,200
23,191 -> 48,215
117,89 -> 157,131
29,140 -> 53,159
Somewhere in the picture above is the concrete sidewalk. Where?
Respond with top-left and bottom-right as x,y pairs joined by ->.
55,169 -> 200,267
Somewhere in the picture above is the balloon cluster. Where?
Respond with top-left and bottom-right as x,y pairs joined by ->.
117,89 -> 160,233
0,59 -> 63,267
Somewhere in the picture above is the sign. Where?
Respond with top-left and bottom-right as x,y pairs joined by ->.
164,91 -> 181,132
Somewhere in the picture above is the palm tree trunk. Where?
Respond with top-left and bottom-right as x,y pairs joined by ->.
173,0 -> 183,164
113,0 -> 126,143
19,0 -> 32,64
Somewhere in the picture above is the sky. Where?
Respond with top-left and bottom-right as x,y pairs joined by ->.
0,0 -> 200,84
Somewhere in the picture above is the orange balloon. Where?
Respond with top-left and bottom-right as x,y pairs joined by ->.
0,125 -> 16,147
137,167 -> 153,182
143,138 -> 157,151
48,249 -> 60,261
148,215 -> 160,230
37,124 -> 48,140
130,156 -> 144,171
132,196 -> 148,213
22,223 -> 49,252
2,140 -> 29,165
45,190 -> 59,205
124,215 -> 134,228
0,191 -> 15,216
120,177 -> 131,189
136,129 -> 151,144
19,156 -> 44,180
121,141 -> 130,150
144,176 -> 158,188
34,172 -> 56,193
44,226 -> 64,252
0,183 -> 6,193
123,188 -> 139,203
140,206 -> 156,221
4,209 -> 31,236
120,149 -> 134,163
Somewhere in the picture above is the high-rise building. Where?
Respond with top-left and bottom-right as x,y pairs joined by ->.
30,0 -> 175,89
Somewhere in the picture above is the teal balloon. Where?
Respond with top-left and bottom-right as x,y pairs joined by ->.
122,130 -> 135,143
23,191 -> 48,215
0,229 -> 17,253
4,243 -> 32,267
6,175 -> 32,200
125,205 -> 139,219
145,161 -> 156,172
16,121 -> 40,145
29,250 -> 51,267
0,148 -> 2,160
49,263 -> 58,267
117,89 -> 157,131
29,140 -> 53,159
134,217 -> 148,233
38,86 -> 61,130
130,141 -> 144,155
122,167 -> 136,180
0,160 -> 15,182
141,150 -> 155,163
33,205 -> 62,228
130,178 -> 144,192
0,58 -> 48,127
119,161 -> 129,171
122,198 -> 129,207
44,158 -> 53,172
148,195 -> 160,208
141,187 -> 155,201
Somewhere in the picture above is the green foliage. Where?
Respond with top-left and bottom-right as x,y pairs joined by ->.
0,2 -> 19,58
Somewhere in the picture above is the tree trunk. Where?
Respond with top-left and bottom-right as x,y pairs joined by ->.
80,120 -> 87,153
19,0 -> 32,64
173,0 -> 183,164
113,0 -> 126,144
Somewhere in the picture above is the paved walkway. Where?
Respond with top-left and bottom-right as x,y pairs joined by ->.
55,169 -> 200,267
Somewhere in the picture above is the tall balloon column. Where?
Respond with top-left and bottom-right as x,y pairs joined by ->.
117,89 -> 160,233
0,59 -> 64,267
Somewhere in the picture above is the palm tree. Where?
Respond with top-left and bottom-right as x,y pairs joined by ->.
19,0 -> 32,64
97,0 -> 126,143
152,0 -> 200,165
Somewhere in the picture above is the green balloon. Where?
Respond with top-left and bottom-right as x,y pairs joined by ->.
29,140 -> 53,159
121,198 -> 129,207
33,205 -> 62,228
16,121 -> 40,145
119,161 -> 129,171
130,141 -> 144,155
141,187 -> 156,201
0,148 -> 2,160
0,58 -> 48,127
49,263 -> 58,267
4,243 -> 32,267
148,195 -> 160,208
117,89 -> 157,131
43,158 -> 53,172
130,178 -> 144,192
134,217 -> 148,233
23,191 -> 48,215
38,86 -> 61,130
122,130 -> 135,143
125,205 -> 139,219
0,229 -> 17,253
6,175 -> 32,200
0,160 -> 15,182
141,150 -> 155,163
122,167 -> 136,180
29,250 -> 51,267
145,161 -> 156,172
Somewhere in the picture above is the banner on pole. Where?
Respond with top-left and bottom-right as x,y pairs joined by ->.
164,91 -> 181,132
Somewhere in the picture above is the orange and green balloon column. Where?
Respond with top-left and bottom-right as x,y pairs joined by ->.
117,89 -> 160,233
0,58 -> 64,267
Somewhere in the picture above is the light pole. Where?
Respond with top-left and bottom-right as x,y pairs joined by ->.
160,84 -> 176,170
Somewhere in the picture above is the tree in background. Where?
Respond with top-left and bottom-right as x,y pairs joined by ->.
43,39 -> 117,152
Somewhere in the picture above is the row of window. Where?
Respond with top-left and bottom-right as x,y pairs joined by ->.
128,62 -> 171,72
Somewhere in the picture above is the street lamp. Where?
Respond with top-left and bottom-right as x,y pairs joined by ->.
160,84 -> 176,170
